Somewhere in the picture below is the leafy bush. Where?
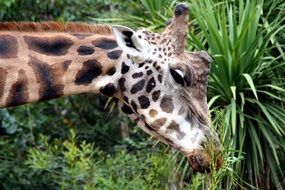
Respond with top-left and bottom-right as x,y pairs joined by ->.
24,130 -> 181,190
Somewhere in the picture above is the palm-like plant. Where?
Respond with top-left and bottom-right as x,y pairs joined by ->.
107,0 -> 285,188
188,0 -> 285,188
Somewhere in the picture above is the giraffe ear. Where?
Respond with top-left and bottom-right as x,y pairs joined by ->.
112,25 -> 150,57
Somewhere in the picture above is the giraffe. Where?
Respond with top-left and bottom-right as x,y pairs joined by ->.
0,4 -> 222,172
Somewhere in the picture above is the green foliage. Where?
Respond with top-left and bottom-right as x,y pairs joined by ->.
24,130 -> 181,190
93,0 -> 176,30
0,0 -> 113,21
188,0 -> 285,188
113,0 -> 285,188
0,0 -> 285,189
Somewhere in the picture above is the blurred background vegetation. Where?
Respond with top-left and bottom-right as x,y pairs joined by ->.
0,0 -> 284,189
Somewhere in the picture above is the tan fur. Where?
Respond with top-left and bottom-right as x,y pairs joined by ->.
0,22 -> 112,34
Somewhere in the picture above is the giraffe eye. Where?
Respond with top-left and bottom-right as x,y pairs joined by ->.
170,68 -> 185,86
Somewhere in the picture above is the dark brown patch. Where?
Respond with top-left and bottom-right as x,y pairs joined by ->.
28,56 -> 71,101
100,83 -> 116,97
123,96 -> 129,103
138,62 -> 144,68
165,120 -> 180,133
158,74 -> 162,83
107,50 -> 122,60
151,118 -> 167,130
146,77 -> 156,93
121,103 -> 133,114
149,109 -> 158,118
166,120 -> 186,140
131,100 -> 138,112
107,67 -> 116,76
75,59 -> 102,85
6,69 -> 29,106
0,68 -> 8,100
160,95 -> 174,113
155,66 -> 161,71
77,45 -> 94,55
130,79 -> 145,94
122,31 -> 137,49
0,35 -> 18,59
153,61 -> 157,67
118,78 -> 126,92
147,70 -> 153,75
92,38 -> 118,49
121,62 -> 129,74
24,35 -> 74,56
138,95 -> 150,109
152,90 -> 161,102
132,72 -> 143,78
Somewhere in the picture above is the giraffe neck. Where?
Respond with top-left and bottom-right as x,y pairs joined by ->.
0,23 -> 123,107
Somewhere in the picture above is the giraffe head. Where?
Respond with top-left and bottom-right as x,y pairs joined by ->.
111,3 -> 222,172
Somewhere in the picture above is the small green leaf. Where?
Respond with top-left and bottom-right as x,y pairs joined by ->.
242,73 -> 259,100
208,95 -> 221,109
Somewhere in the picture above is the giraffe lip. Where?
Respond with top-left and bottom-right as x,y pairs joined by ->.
186,149 -> 223,172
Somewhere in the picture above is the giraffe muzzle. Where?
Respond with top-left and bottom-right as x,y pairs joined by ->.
175,3 -> 189,17
187,149 -> 223,173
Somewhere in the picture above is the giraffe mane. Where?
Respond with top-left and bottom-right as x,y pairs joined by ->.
0,21 -> 112,34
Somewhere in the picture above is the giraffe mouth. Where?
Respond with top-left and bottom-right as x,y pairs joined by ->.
186,149 -> 223,173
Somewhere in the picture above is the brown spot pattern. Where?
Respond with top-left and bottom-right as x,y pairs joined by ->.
92,38 -> 118,49
166,120 -> 185,140
131,79 -> 145,94
24,35 -> 74,56
106,67 -> 116,76
0,35 -> 18,59
107,50 -> 122,60
100,83 -> 116,97
77,45 -> 94,55
75,59 -> 102,85
152,90 -> 161,102
160,95 -> 174,113
6,69 -> 29,106
151,117 -> 167,130
138,95 -> 150,109
149,109 -> 158,118
131,100 -> 138,112
28,55 -> 71,101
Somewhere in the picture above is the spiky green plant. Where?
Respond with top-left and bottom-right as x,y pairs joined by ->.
101,0 -> 285,188
188,0 -> 285,188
